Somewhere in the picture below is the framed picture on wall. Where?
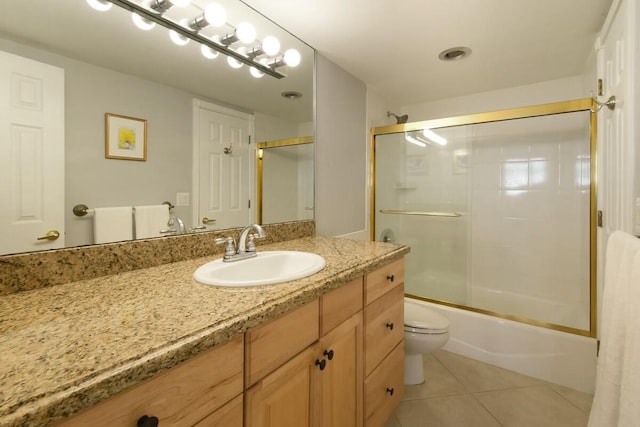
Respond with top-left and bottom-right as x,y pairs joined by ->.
453,149 -> 470,174
105,113 -> 147,161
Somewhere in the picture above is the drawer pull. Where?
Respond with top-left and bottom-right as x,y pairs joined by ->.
386,274 -> 395,282
386,387 -> 395,396
324,349 -> 334,360
316,358 -> 327,371
137,415 -> 159,427
386,322 -> 394,330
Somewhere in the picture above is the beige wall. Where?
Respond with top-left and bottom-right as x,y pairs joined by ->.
315,53 -> 368,237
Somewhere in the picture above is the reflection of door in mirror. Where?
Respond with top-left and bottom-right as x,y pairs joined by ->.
195,102 -> 253,229
0,51 -> 65,254
257,137 -> 314,224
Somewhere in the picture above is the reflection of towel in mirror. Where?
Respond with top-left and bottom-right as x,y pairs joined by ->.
588,231 -> 640,427
93,206 -> 133,244
134,205 -> 170,239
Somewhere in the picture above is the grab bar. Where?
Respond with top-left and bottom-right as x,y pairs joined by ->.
379,209 -> 462,217
73,201 -> 174,217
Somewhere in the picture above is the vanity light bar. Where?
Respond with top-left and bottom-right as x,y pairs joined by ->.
105,0 -> 287,79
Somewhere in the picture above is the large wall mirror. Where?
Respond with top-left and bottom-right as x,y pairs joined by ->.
0,0 -> 314,256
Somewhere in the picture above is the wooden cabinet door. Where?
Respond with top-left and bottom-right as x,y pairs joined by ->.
316,312 -> 363,427
245,344 -> 320,427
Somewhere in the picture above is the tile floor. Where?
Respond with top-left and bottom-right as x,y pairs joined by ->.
385,350 -> 593,427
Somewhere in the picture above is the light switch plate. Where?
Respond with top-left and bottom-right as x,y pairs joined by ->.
176,192 -> 190,207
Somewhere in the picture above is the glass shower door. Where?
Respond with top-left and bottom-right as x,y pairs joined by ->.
373,106 -> 594,335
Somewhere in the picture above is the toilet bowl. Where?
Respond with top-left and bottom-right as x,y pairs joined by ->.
404,298 -> 450,385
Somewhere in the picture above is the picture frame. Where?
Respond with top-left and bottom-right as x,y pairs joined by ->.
105,113 -> 147,161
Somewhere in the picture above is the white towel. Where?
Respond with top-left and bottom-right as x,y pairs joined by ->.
93,206 -> 133,244
589,231 -> 640,426
134,204 -> 170,239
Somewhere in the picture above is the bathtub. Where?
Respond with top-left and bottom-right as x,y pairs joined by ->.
470,285 -> 591,331
414,299 -> 597,394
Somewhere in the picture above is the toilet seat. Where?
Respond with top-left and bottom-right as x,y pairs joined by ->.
404,302 -> 450,335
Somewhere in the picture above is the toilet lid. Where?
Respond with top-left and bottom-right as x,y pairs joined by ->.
404,302 -> 450,331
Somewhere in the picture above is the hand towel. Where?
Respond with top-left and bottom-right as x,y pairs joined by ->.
589,231 -> 640,426
93,206 -> 133,244
134,204 -> 170,239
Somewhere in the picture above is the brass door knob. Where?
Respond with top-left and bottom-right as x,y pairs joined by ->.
202,217 -> 216,225
37,230 -> 60,241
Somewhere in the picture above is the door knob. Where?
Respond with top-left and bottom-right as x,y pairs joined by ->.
202,217 -> 216,225
37,230 -> 60,241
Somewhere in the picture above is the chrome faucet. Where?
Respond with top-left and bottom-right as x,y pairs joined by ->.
216,223 -> 266,262
167,215 -> 187,234
238,223 -> 266,253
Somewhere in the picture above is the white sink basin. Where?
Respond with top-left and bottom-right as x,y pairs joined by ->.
193,251 -> 326,287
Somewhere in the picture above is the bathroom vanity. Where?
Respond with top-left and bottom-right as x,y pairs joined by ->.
0,235 -> 408,427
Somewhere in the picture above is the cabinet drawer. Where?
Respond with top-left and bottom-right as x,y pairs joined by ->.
320,277 -> 363,335
364,258 -> 404,305
245,300 -> 319,387
193,394 -> 243,427
364,284 -> 404,376
58,336 -> 244,427
364,342 -> 404,427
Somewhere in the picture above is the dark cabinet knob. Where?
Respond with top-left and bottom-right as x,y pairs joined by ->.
386,387 -> 395,396
137,415 -> 159,427
324,349 -> 334,360
386,322 -> 394,330
316,358 -> 326,370
386,274 -> 395,282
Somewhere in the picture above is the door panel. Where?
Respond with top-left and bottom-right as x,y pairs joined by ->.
0,51 -> 64,254
197,106 -> 252,229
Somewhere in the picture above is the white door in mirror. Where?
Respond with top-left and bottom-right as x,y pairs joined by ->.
0,51 -> 65,254
193,251 -> 326,287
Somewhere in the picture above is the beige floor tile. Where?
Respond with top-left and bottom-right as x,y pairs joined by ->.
548,383 -> 594,414
475,385 -> 589,427
434,350 -> 544,392
403,353 -> 467,401
394,394 -> 502,427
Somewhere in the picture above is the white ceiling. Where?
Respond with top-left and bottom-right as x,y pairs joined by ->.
242,0 -> 613,106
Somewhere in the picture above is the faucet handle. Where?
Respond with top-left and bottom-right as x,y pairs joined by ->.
216,237 -> 236,257
246,234 -> 256,252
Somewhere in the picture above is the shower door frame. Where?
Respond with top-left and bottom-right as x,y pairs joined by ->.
369,98 -> 598,338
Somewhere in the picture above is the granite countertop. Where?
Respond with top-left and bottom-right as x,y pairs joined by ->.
0,236 -> 409,427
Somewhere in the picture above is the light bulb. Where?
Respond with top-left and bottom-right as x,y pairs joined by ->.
227,47 -> 246,68
250,67 -> 264,78
283,49 -> 301,67
170,0 -> 190,6
262,36 -> 280,56
87,0 -> 112,11
250,58 -> 268,78
236,22 -> 256,44
204,3 -> 227,27
170,30 -> 189,45
227,56 -> 243,69
169,19 -> 190,45
132,13 -> 156,30
201,45 -> 219,59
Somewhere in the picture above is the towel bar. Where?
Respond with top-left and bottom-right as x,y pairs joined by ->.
73,201 -> 174,217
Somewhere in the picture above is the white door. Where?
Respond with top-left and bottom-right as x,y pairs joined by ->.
0,51 -> 65,254
194,102 -> 253,229
595,0 -> 636,329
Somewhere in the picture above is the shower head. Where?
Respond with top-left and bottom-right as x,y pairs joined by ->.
387,111 -> 408,124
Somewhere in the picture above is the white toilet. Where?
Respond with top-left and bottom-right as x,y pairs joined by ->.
404,298 -> 450,385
